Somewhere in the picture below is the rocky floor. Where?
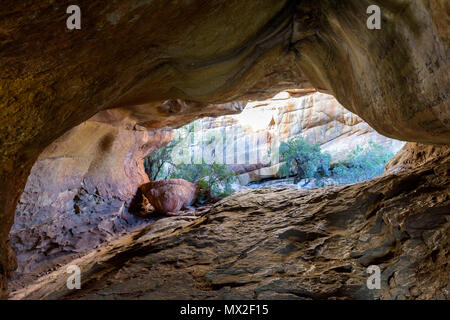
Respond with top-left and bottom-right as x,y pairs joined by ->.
10,154 -> 449,300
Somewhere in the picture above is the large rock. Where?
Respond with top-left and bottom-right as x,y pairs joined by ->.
386,142 -> 450,173
0,0 -> 449,298
139,179 -> 198,214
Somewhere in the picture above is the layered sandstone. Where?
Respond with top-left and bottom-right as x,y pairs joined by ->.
386,142 -> 450,174
10,147 -> 449,300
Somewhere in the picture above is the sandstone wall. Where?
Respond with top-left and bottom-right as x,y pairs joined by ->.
10,118 -> 170,274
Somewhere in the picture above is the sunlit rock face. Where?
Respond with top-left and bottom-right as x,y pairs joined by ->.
176,92 -> 404,184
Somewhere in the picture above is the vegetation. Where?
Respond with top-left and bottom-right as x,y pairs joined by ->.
145,122 -> 396,203
330,141 -> 394,184
144,122 -> 194,181
168,162 -> 237,203
278,137 -> 331,187
144,122 -> 237,203
143,142 -> 178,181
277,137 -> 394,187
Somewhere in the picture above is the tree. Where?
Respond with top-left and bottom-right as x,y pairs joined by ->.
168,161 -> 237,203
143,121 -> 237,203
331,141 -> 394,184
277,137 -> 331,186
143,123 -> 195,180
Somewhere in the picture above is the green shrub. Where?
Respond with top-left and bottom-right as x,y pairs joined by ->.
143,124 -> 194,180
278,137 -> 331,186
143,121 -> 238,203
331,141 -> 394,184
143,141 -> 178,181
168,161 -> 237,203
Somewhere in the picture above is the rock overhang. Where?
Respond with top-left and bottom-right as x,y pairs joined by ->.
0,0 -> 449,299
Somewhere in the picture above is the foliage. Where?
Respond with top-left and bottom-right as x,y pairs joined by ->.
146,122 -> 396,199
144,122 -> 237,203
277,137 -> 394,187
143,123 -> 196,181
168,162 -> 237,203
278,137 -> 331,186
143,140 -> 178,181
330,141 -> 394,184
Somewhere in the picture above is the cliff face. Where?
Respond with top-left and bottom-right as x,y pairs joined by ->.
178,92 -> 404,184
0,0 -> 449,298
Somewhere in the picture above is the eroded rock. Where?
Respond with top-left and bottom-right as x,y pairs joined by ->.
386,142 -> 450,173
177,92 -> 404,184
137,179 -> 198,215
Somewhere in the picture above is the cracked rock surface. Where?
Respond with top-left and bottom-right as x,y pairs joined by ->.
11,147 -> 449,300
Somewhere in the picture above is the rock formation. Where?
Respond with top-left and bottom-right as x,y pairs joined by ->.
10,90 -> 405,276
174,92 -> 404,184
0,0 -> 449,298
386,142 -> 450,173
10,145 -> 449,300
138,179 -> 198,215
9,114 -> 166,276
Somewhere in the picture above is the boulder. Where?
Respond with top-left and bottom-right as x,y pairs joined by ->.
139,179 -> 198,214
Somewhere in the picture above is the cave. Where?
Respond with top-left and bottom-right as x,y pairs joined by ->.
0,0 -> 449,302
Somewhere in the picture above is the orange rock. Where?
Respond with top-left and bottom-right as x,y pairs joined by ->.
139,179 -> 198,214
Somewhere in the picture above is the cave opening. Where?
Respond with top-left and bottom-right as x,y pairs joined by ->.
8,89 -> 408,296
